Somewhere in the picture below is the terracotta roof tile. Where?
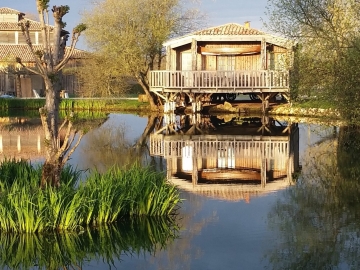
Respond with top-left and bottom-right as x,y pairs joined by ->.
0,7 -> 22,14
194,23 -> 263,36
0,44 -> 87,62
0,20 -> 52,31
0,7 -> 53,30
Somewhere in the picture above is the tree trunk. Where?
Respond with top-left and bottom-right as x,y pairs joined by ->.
41,158 -> 62,187
138,79 -> 159,110
40,75 -> 63,188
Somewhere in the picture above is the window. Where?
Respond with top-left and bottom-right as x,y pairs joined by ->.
0,32 -> 15,44
217,55 -> 235,71
18,32 -> 36,44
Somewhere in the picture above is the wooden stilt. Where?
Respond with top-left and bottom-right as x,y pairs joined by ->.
192,147 -> 198,186
261,159 -> 267,188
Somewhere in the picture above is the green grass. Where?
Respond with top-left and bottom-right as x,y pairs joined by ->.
0,98 -> 150,113
0,160 -> 180,233
293,97 -> 334,109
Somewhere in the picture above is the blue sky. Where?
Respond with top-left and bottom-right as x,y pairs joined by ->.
2,0 -> 269,49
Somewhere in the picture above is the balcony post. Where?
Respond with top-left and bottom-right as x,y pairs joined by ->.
261,37 -> 267,70
191,39 -> 197,70
166,46 -> 172,70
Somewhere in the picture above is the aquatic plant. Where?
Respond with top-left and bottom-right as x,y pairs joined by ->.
0,160 -> 180,233
0,215 -> 178,269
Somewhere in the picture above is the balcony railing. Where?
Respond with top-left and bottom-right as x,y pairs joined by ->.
149,70 -> 289,91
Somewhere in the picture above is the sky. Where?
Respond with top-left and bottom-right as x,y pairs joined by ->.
1,0 -> 270,49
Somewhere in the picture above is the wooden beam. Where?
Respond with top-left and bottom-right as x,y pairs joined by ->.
191,39 -> 197,70
166,46 -> 172,70
164,35 -> 292,49
199,45 -> 261,55
261,38 -> 267,69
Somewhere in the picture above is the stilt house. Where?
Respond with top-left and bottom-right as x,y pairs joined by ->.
149,22 -> 294,111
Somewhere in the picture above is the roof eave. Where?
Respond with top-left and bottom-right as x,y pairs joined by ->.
164,34 -> 293,49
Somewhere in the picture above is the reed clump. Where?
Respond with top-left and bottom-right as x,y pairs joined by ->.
0,160 -> 180,233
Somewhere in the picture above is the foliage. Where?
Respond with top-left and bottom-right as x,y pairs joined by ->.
0,160 -> 180,233
82,0 -> 205,107
266,0 -> 360,119
75,56 -> 133,97
0,217 -> 178,269
267,126 -> 360,269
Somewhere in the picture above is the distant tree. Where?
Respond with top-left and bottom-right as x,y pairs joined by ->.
75,55 -> 131,97
17,0 -> 86,187
82,0 -> 205,109
266,0 -> 360,116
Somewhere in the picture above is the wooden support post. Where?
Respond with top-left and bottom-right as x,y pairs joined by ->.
191,94 -> 200,113
192,146 -> 198,186
17,135 -> 21,152
261,93 -> 270,113
191,39 -> 197,71
261,38 -> 267,70
167,158 -> 172,180
287,154 -> 294,184
166,46 -> 172,70
261,159 -> 267,188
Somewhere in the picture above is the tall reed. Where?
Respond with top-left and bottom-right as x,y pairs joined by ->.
0,216 -> 178,269
0,160 -> 180,233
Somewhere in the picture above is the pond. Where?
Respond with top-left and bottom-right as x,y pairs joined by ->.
0,113 -> 359,270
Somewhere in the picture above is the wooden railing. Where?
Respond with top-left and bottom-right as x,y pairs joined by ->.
150,135 -> 289,160
149,70 -> 289,90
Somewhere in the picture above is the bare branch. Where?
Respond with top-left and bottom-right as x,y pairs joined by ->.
62,132 -> 84,164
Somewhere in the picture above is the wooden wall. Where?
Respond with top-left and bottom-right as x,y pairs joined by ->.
170,41 -> 290,71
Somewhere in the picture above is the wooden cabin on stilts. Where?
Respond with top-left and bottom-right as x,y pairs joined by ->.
149,22 -> 294,113
149,115 -> 300,201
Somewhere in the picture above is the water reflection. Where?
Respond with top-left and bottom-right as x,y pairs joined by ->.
0,216 -> 178,269
267,126 -> 360,270
0,118 -> 45,161
5,114 -> 358,269
150,114 -> 300,202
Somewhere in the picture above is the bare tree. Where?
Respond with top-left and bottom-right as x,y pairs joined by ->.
17,0 -> 86,187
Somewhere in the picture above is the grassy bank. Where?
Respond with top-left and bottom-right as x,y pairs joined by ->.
0,160 -> 180,233
0,98 -> 150,113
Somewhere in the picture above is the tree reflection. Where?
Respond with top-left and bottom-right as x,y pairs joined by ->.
0,216 -> 178,269
81,114 -> 160,172
267,126 -> 360,270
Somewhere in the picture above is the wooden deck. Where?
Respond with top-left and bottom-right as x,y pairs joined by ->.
149,70 -> 289,94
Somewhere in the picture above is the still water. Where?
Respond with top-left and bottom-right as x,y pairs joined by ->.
1,113 -> 359,270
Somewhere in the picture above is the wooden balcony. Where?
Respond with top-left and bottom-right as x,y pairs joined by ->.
149,70 -> 289,94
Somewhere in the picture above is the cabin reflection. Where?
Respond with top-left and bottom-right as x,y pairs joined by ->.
0,118 -> 45,161
150,114 -> 300,200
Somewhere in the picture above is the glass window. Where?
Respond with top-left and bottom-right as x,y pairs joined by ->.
217,55 -> 235,71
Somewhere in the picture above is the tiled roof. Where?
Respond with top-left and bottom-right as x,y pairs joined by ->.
194,23 -> 263,36
0,7 -> 53,30
0,45 -> 88,62
0,20 -> 52,31
0,7 -> 22,14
